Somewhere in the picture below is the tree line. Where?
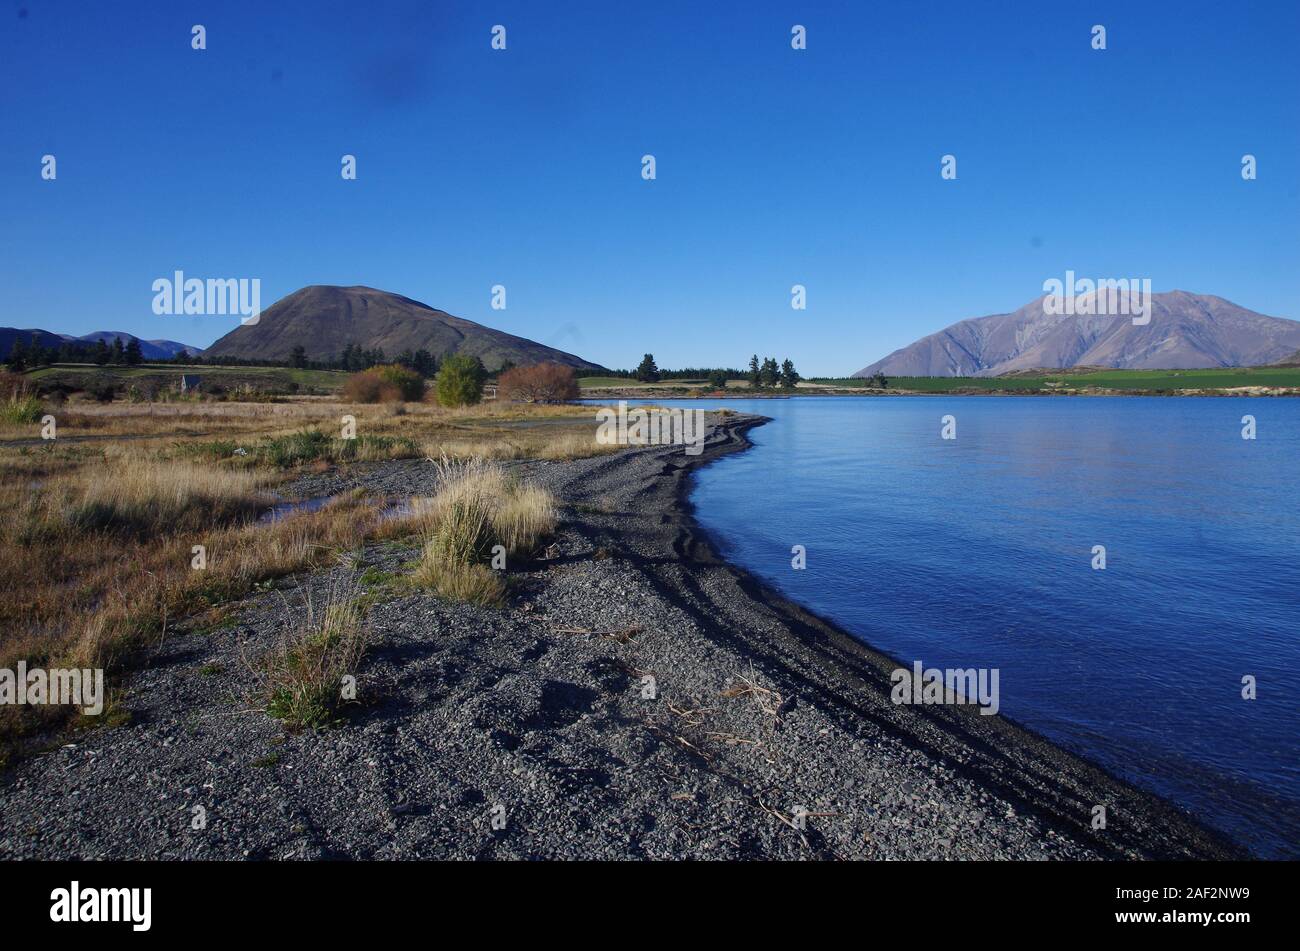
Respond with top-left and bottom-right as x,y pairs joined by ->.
7,334 -> 147,370
615,354 -> 801,390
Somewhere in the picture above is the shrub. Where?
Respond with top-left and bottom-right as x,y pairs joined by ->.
342,364 -> 425,403
498,363 -> 580,403
436,354 -> 487,407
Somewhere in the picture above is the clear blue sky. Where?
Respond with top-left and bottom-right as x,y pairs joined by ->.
3,0 -> 1297,374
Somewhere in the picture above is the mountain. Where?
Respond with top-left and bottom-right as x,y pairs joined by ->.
72,332 -> 197,360
0,328 -> 68,355
854,292 -> 1300,377
203,285 -> 604,371
1,328 -> 198,360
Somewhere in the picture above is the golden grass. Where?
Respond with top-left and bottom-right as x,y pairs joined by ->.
60,458 -> 269,534
411,458 -> 557,605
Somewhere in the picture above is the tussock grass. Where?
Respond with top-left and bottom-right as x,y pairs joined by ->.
258,577 -> 370,730
411,458 -> 557,606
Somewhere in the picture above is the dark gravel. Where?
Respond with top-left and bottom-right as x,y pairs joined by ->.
0,413 -> 1243,859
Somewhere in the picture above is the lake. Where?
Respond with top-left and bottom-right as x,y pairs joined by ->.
603,396 -> 1299,857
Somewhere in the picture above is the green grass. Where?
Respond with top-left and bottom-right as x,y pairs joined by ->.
812,366 -> 1300,393
177,429 -> 420,467
579,376 -> 650,387
26,363 -> 349,395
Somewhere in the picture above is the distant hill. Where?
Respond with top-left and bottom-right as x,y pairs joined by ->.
855,291 -> 1300,377
72,332 -> 196,360
203,285 -> 604,371
0,328 -> 67,355
1,328 -> 198,361
1271,349 -> 1300,367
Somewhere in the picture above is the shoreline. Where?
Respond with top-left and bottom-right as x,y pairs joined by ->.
0,413 -> 1247,859
662,414 -> 1250,858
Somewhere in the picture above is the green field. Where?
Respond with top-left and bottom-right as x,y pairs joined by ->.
27,363 -> 349,394
813,367 -> 1300,393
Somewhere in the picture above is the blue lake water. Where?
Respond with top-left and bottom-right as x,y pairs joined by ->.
599,396 -> 1299,857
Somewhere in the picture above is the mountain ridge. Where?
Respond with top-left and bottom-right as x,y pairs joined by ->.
854,291 -> 1300,377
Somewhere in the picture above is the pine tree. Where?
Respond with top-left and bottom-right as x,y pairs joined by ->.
124,338 -> 144,365
110,337 -> 126,364
747,354 -> 761,388
780,358 -> 799,389
6,338 -> 26,371
289,345 -> 307,369
760,356 -> 780,388
93,339 -> 110,366
634,353 -> 660,383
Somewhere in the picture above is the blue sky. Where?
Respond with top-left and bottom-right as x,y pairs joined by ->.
2,0 -> 1297,374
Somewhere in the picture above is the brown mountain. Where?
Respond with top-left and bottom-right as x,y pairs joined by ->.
854,291 -> 1300,377
204,285 -> 604,371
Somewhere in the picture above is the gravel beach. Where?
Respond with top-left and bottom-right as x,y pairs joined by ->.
0,413 -> 1244,860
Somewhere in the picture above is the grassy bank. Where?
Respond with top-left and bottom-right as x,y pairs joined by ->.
810,366 -> 1300,393
0,394 -> 620,761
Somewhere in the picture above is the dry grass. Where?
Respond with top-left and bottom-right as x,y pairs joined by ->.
59,458 -> 269,534
0,395 -> 596,758
534,430 -> 624,461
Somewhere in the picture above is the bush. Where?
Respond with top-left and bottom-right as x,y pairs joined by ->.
436,354 -> 487,407
342,364 -> 425,403
498,363 -> 579,403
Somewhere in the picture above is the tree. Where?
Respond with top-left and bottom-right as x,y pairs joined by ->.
498,363 -> 579,403
634,353 -> 660,383
436,353 -> 488,407
6,338 -> 26,371
747,355 -> 761,388
413,350 -> 437,377
870,371 -> 888,389
289,345 -> 307,369
93,339 -> 110,366
110,337 -> 126,365
779,358 -> 799,389
124,338 -> 144,366
707,369 -> 728,390
760,357 -> 780,388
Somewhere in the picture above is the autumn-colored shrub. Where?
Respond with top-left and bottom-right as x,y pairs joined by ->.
342,364 -> 425,403
498,363 -> 579,403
